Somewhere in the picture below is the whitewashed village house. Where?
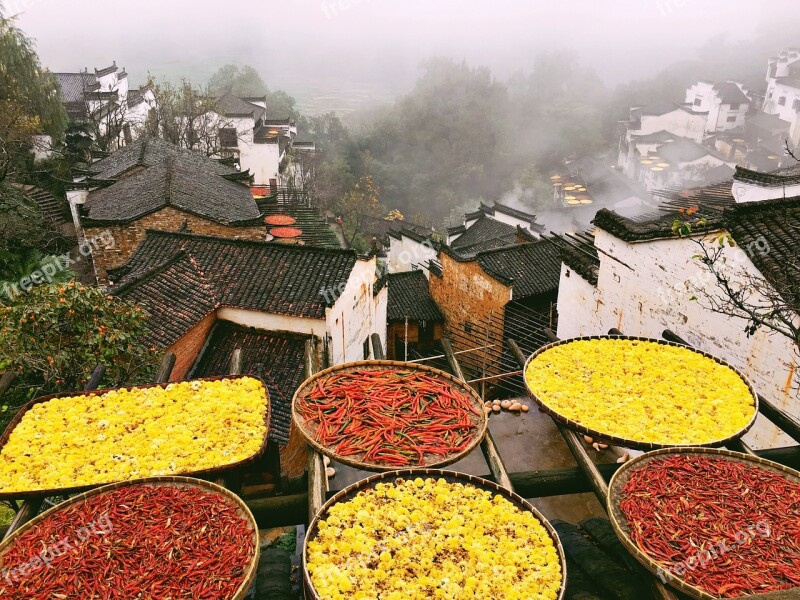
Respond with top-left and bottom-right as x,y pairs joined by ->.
763,47 -> 800,147
53,62 -> 155,148
685,81 -> 751,134
557,164 -> 800,449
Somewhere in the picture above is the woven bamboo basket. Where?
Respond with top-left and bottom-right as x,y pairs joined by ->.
607,447 -> 800,600
292,360 -> 488,471
0,476 -> 260,600
523,336 -> 759,450
302,469 -> 567,600
0,375 -> 271,499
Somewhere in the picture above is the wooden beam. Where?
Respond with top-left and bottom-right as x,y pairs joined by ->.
0,372 -> 16,398
229,348 -> 243,376
371,333 -> 384,361
155,352 -> 176,384
306,338 -> 326,522
84,365 -> 105,391
442,337 -> 514,491
238,446 -> 800,529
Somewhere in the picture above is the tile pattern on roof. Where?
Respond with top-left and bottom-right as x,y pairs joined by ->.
476,239 -> 562,298
386,270 -> 444,322
111,251 -> 218,348
191,321 -> 310,445
260,201 -> 342,248
450,216 -> 517,255
724,196 -> 800,310
84,141 -> 260,225
89,138 -> 237,180
110,230 -> 357,320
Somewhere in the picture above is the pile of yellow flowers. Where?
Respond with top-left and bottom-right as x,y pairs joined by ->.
307,477 -> 562,600
525,338 -> 756,445
0,377 -> 268,493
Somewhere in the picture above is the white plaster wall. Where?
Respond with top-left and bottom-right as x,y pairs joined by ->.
327,257 -> 387,365
387,234 -> 436,275
763,81 -> 800,145
732,179 -> 800,203
639,110 -> 707,143
557,228 -> 798,449
244,143 -> 281,185
217,307 -> 327,339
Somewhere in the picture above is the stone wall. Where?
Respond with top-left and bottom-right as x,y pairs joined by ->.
85,207 -> 265,283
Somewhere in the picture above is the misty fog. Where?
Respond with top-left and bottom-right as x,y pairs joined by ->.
9,0 -> 800,237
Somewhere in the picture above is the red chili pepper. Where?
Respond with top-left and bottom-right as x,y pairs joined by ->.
298,368 -> 481,467
620,454 -> 800,598
0,485 -> 255,599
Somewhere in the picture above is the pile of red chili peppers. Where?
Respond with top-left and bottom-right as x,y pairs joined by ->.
620,454 -> 800,597
297,368 -> 482,466
0,484 -> 255,599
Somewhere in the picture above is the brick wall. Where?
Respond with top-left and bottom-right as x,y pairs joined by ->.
429,253 -> 509,374
85,207 -> 265,283
167,311 -> 217,380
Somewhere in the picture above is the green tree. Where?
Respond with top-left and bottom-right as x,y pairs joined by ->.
0,5 -> 66,182
336,176 -> 382,250
0,283 -> 157,423
208,64 -> 268,97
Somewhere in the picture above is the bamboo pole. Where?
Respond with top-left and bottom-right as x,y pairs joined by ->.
441,338 -> 514,491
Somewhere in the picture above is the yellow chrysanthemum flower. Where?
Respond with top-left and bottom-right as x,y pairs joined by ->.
0,377 -> 268,493
307,477 -> 562,599
525,339 -> 755,445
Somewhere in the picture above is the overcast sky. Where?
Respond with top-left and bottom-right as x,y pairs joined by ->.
10,0 -> 800,109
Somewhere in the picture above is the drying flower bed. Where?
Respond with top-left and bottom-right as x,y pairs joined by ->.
0,377 -> 268,494
294,366 -> 485,469
306,476 -> 563,600
616,453 -> 800,598
524,338 -> 756,446
0,481 -> 257,599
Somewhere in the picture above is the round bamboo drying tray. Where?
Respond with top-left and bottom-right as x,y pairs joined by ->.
303,468 -> 567,600
607,447 -> 800,600
523,335 -> 759,450
292,360 -> 488,471
0,476 -> 260,600
0,375 -> 271,499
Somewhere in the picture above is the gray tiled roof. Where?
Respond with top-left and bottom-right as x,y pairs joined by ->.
110,230 -> 358,319
84,147 -> 260,225
475,239 -> 562,298
387,270 -> 444,322
54,72 -> 96,103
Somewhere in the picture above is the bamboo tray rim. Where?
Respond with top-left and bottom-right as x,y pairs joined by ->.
523,335 -> 759,450
607,447 -> 800,600
0,476 -> 260,600
0,375 -> 271,500
291,360 -> 488,472
302,468 -> 567,600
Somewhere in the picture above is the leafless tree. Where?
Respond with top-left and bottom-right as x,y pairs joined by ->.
144,77 -> 247,158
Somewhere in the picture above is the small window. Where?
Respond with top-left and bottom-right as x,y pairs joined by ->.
778,97 -> 787,106
693,98 -> 702,106
729,103 -> 740,110
727,115 -> 737,123
219,127 -> 238,148
794,99 -> 800,111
